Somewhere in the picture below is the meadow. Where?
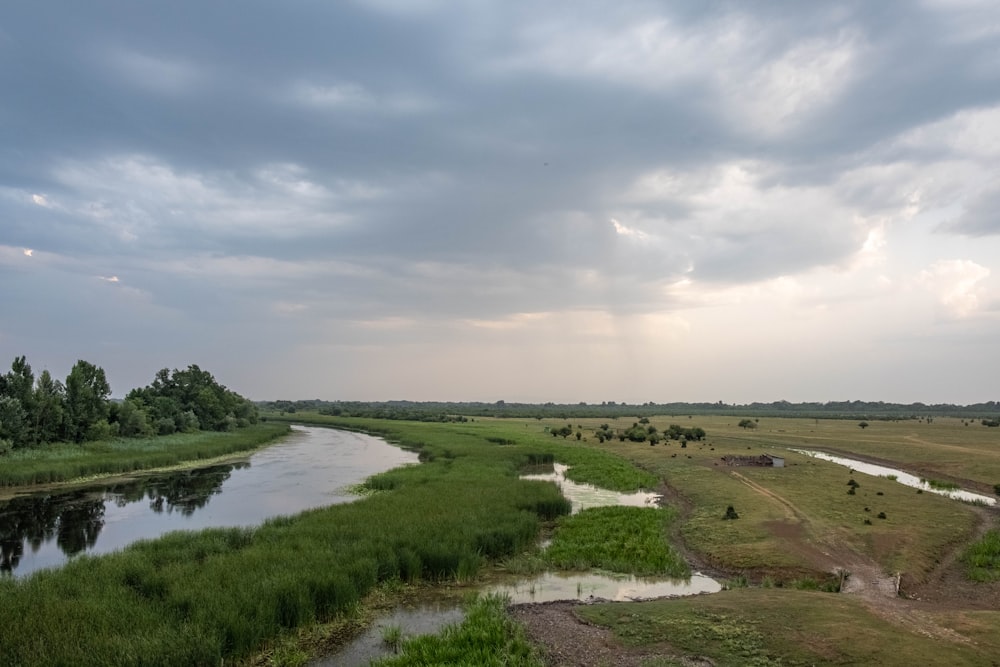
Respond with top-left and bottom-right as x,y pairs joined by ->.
3,412 -> 1000,665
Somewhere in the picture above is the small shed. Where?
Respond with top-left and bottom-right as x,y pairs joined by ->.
721,453 -> 785,468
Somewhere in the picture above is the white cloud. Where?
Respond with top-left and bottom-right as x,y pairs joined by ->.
610,217 -> 649,241
50,154 -> 361,239
717,31 -> 861,136
918,259 -> 990,316
500,11 -> 860,136
896,104 -> 1000,160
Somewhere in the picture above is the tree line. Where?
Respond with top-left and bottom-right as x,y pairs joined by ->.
0,356 -> 258,452
258,398 -> 1000,421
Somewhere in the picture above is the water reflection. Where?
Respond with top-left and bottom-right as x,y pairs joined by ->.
0,426 -> 419,577
108,463 -> 245,516
520,463 -> 661,513
490,570 -> 721,604
0,491 -> 106,572
0,465 -> 235,574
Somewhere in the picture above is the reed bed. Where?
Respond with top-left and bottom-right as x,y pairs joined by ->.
0,420 -> 575,666
372,595 -> 543,667
545,506 -> 689,577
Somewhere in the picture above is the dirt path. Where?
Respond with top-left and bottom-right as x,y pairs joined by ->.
729,471 -> 804,522
514,456 -> 1000,665
731,469 -> 989,643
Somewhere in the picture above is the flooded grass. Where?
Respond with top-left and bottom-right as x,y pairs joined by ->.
370,595 -> 543,667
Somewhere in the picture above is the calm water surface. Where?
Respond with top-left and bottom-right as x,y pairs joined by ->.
0,426 -> 419,577
520,463 -> 661,513
791,448 -> 996,505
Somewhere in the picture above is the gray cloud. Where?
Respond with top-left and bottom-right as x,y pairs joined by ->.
3,1 -> 1000,400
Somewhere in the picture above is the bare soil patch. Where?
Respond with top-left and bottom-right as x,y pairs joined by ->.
512,602 -> 709,667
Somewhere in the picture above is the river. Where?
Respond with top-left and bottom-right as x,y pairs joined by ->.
0,426 -> 419,577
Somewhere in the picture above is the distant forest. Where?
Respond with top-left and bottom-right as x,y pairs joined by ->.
259,398 -> 1000,422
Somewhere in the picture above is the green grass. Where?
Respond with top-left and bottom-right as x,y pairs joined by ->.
577,588 -> 1000,666
572,416 -> 980,580
0,419 -> 577,666
0,424 -> 290,488
372,595 -> 542,667
963,530 -> 1000,581
922,478 -> 960,491
7,413 -> 996,665
545,506 -> 688,577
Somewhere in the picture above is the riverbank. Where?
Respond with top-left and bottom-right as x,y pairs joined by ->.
0,418 -> 576,665
0,423 -> 290,494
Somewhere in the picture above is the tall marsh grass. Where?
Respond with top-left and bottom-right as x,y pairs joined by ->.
963,530 -> 1000,581
372,594 -> 542,667
0,419 -> 575,666
545,506 -> 689,577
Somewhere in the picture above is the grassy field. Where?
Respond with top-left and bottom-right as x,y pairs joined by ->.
0,424 -> 291,489
502,414 -> 988,581
4,412 -> 1000,665
578,588 -> 1000,666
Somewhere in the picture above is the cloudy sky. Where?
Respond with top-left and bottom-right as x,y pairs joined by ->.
2,1 -> 999,404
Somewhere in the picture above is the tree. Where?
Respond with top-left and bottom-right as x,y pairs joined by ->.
64,360 -> 111,443
0,396 -> 28,448
0,356 -> 36,447
112,399 -> 153,438
859,421 -> 869,429
32,370 -> 65,445
738,419 -> 756,430
127,365 -> 257,433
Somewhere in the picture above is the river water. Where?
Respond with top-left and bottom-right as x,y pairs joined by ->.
0,426 -> 419,577
790,449 -> 997,506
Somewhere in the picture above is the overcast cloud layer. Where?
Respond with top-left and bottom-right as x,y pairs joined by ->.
2,1 -> 999,404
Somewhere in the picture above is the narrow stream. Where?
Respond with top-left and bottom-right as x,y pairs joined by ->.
0,426 -> 419,577
791,449 -> 996,506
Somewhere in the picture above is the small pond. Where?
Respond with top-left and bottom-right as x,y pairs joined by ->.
520,463 -> 661,513
0,426 -> 419,577
791,449 -> 996,506
489,570 -> 721,604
